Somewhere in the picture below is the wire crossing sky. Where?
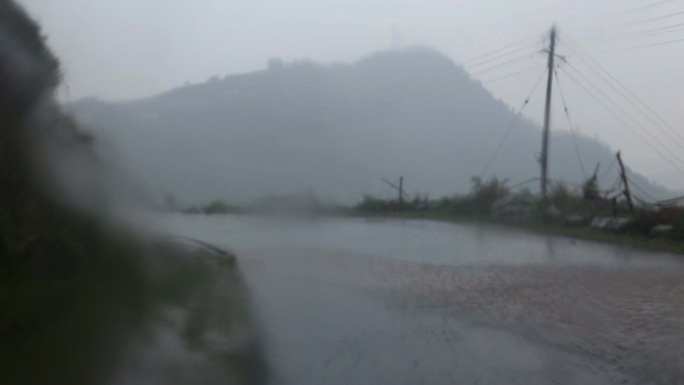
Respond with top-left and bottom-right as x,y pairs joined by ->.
20,0 -> 684,191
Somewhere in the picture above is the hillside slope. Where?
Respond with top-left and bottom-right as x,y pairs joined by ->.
74,47 -> 671,204
0,2 -> 264,384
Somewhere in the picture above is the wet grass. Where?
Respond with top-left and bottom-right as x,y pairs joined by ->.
0,200 -> 259,385
518,219 -> 684,255
348,209 -> 684,256
0,205 -> 149,384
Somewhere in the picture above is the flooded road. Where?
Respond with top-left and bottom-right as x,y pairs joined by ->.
161,214 -> 684,384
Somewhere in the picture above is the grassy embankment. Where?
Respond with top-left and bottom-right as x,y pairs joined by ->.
0,2 -> 263,384
350,177 -> 684,255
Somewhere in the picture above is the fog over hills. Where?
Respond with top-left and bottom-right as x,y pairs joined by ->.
73,47 -> 671,205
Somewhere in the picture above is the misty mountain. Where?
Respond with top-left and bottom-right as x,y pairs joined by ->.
72,47 -> 671,205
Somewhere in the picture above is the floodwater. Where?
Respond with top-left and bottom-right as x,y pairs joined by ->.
161,214 -> 684,385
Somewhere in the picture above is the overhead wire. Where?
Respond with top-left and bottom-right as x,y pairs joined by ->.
556,66 -> 684,175
323,41 -> 543,121
479,67 -> 547,177
469,52 -> 538,76
544,177 -> 621,194
574,23 -> 684,46
465,42 -> 540,68
563,59 -> 684,153
615,0 -> 675,14
622,20 -> 684,35
365,43 -> 541,107
576,37 -> 684,55
271,62 -> 544,131
614,10 -> 684,28
354,64 -> 545,118
632,194 -> 656,207
260,55 -> 542,127
560,35 -> 684,186
562,36 -> 684,146
655,194 -> 684,206
627,175 -> 659,201
553,66 -> 587,179
560,64 -> 684,172
509,177 -> 540,190
462,35 -> 539,64
568,1 -> 684,36
560,61 -> 684,166
609,21 -> 684,38
598,156 -> 617,181
610,174 -> 623,194
257,36 -> 544,127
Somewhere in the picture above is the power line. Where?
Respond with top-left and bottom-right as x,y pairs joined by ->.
567,38 -> 684,144
574,22 -> 684,45
303,36 -> 544,121
280,62 -> 544,127
561,37 -> 684,148
462,36 -> 538,64
479,67 -> 547,177
465,42 -> 540,68
574,37 -> 684,55
543,176 -> 621,194
478,65 -> 545,85
377,47 -> 539,104
469,52 -> 536,76
623,20 -> 684,35
654,194 -> 684,206
627,175 -> 658,201
557,66 -> 684,175
610,21 -> 684,38
324,48 -> 542,121
265,58 -> 540,126
555,1 -> 684,39
509,177 -> 540,190
598,156 -> 617,181
354,64 -> 545,119
615,0 -> 675,14
562,62 -> 684,165
272,42 -> 544,124
564,59 -> 684,152
563,62 -> 684,168
609,174 -> 623,194
553,67 -> 587,179
615,10 -> 684,28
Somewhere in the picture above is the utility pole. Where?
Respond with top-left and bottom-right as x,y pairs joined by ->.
399,176 -> 404,206
540,26 -> 556,201
616,151 -> 634,213
381,177 -> 409,203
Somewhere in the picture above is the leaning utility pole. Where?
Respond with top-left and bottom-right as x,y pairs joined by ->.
616,151 -> 634,213
381,177 -> 409,204
398,176 -> 404,206
540,26 -> 557,201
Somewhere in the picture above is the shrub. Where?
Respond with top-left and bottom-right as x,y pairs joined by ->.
550,181 -> 576,205
355,194 -> 386,213
470,176 -> 509,208
203,200 -> 240,215
582,174 -> 600,200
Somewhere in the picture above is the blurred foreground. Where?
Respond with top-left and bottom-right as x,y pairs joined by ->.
0,2 -> 263,384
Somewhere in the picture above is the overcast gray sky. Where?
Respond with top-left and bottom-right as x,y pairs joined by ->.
20,0 -> 684,191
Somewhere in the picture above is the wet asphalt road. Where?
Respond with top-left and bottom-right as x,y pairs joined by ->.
162,215 -> 684,384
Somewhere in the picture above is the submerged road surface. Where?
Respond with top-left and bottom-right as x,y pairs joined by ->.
162,214 -> 684,384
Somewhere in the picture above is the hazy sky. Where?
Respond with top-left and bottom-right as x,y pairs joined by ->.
20,0 -> 684,190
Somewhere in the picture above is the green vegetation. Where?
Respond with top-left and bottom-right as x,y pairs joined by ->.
352,176 -> 684,255
0,2 -> 262,384
183,199 -> 243,215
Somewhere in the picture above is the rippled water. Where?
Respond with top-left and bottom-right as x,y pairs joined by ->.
160,214 -> 684,384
